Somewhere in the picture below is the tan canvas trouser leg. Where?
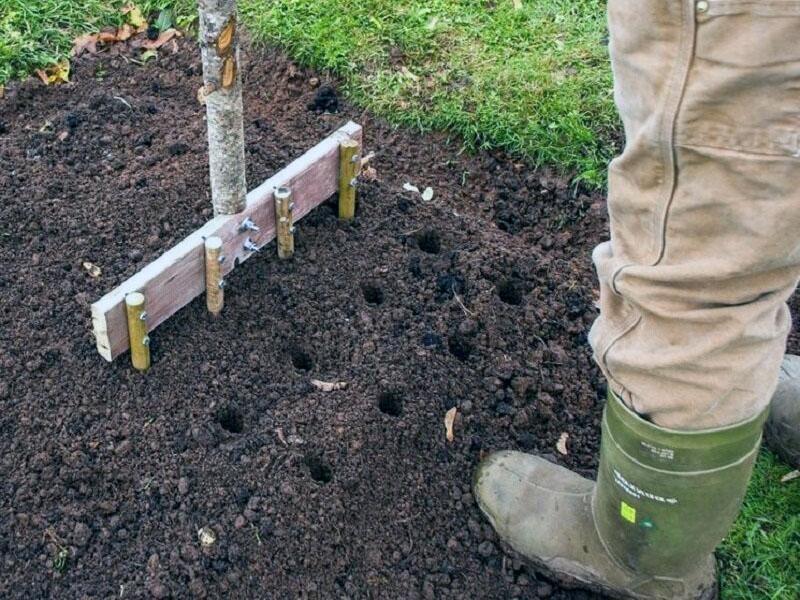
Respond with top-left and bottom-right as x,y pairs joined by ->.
589,0 -> 800,430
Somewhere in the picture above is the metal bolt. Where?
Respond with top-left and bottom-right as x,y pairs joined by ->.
142,336 -> 151,348
696,0 -> 709,13
349,178 -> 359,188
139,311 -> 148,321
218,255 -> 226,264
219,280 -> 226,289
243,238 -> 260,253
351,154 -> 360,164
288,202 -> 296,212
289,226 -> 296,234
239,217 -> 260,233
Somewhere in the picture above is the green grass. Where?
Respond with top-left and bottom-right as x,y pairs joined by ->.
719,450 -> 800,599
1,2 -> 799,597
240,0 -> 617,187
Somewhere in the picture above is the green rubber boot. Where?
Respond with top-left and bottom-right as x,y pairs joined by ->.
764,355 -> 800,468
474,390 -> 767,599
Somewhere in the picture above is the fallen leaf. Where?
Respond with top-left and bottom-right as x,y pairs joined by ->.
141,29 -> 179,50
82,261 -> 102,278
72,34 -> 99,57
123,4 -> 147,30
361,166 -> 378,181
98,29 -> 118,43
444,407 -> 458,443
403,182 -> 420,194
197,526 -> 216,548
140,49 -> 158,64
556,432 -> 569,455
310,379 -> 348,392
116,23 -> 135,41
35,60 -> 70,86
421,187 -> 434,202
781,470 -> 800,483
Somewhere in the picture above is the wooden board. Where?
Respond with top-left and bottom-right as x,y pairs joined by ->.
91,121 -> 362,362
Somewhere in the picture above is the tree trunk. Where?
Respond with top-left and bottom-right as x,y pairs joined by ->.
198,0 -> 247,216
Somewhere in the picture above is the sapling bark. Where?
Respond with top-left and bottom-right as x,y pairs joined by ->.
198,0 -> 247,215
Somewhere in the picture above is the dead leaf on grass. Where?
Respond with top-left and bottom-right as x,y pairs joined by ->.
35,61 -> 70,86
556,432 -> 569,455
72,34 -> 99,57
82,261 -> 102,278
310,379 -> 348,392
444,406 -> 458,443
141,29 -> 179,50
781,470 -> 800,483
122,4 -> 148,31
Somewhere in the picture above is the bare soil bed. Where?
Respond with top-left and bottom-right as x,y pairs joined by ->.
1,40 -> 796,599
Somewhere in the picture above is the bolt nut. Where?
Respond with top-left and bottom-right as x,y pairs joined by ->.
696,0 -> 709,13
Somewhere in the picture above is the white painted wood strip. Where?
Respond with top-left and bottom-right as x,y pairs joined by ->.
91,121 -> 362,361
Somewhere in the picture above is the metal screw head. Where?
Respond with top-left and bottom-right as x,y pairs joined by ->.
239,217 -> 260,233
243,238 -> 260,253
218,255 -> 226,264
139,311 -> 148,321
696,0 -> 709,13
219,280 -> 226,289
349,178 -> 359,188
142,336 -> 151,348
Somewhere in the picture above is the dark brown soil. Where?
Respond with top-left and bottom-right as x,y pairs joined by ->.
1,40 -> 794,600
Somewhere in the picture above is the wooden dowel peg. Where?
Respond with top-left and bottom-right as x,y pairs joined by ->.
338,140 -> 360,220
205,236 -> 224,315
275,186 -> 295,259
125,292 -> 150,371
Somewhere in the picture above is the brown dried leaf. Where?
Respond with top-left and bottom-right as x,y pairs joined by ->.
556,432 -> 569,455
35,61 -> 70,86
781,470 -> 800,483
82,261 -> 102,278
72,34 -> 99,57
116,23 -> 135,41
97,29 -> 118,43
310,379 -> 348,392
444,407 -> 458,443
141,29 -> 179,50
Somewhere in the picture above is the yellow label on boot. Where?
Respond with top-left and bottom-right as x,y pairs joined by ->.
620,501 -> 637,524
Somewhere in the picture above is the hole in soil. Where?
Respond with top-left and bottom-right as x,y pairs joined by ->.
378,391 -> 403,417
291,348 -> 314,372
216,404 -> 244,434
417,230 -> 441,254
448,334 -> 474,362
304,454 -> 332,483
361,282 -> 385,305
498,280 -> 523,306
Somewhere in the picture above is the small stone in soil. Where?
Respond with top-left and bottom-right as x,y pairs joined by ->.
307,85 -> 338,113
